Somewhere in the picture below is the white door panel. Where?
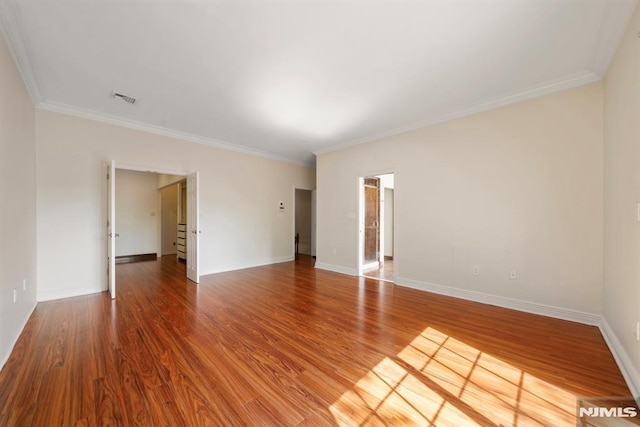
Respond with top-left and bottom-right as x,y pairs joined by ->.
107,161 -> 116,299
186,171 -> 199,283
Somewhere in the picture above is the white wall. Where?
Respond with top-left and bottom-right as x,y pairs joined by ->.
603,1 -> 640,398
0,31 -> 37,369
115,169 -> 158,257
317,82 -> 603,317
295,189 -> 312,255
161,183 -> 179,255
35,109 -> 315,300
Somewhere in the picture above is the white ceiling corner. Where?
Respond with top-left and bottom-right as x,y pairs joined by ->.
589,0 -> 638,77
0,0 -> 637,166
0,0 -> 42,103
314,70 -> 602,156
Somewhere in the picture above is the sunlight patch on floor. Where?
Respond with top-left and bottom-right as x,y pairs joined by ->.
330,327 -> 576,426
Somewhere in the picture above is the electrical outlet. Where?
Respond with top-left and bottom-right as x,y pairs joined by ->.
472,266 -> 480,276
23,279 -> 26,291
509,270 -> 517,280
13,288 -> 17,303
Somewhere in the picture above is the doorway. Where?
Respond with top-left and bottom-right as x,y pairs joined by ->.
106,162 -> 199,299
358,172 -> 394,282
159,181 -> 181,258
294,188 -> 314,261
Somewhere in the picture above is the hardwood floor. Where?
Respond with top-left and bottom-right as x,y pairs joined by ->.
0,255 -> 635,426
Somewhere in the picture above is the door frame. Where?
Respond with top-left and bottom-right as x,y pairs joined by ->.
186,171 -> 200,283
107,161 -> 115,299
356,168 -> 395,277
292,186 -> 314,258
105,161 -> 192,295
362,177 -> 381,271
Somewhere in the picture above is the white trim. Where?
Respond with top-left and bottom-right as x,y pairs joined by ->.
314,71 -> 601,156
37,287 -> 103,302
315,262 -> 358,276
201,256 -> 295,276
37,100 -> 314,168
0,0 -> 628,164
0,0 -> 43,103
116,162 -> 187,177
0,301 -> 37,371
356,168 -> 396,277
599,318 -> 640,402
589,0 -> 637,77
357,176 -> 365,276
394,277 -> 601,325
362,261 -> 380,271
394,276 -> 639,402
358,167 -> 397,178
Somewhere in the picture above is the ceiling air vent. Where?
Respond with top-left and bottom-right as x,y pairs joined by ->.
110,91 -> 138,105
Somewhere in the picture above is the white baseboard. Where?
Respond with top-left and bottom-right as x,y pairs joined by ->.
394,276 -> 640,402
274,255 -> 296,264
599,318 -> 640,402
37,287 -> 103,302
0,301 -> 37,371
394,277 -> 601,325
201,255 -> 295,276
315,262 -> 358,276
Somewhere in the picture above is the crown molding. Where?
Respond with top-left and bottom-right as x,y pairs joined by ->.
590,0 -> 637,77
37,100 -> 314,168
314,71 -> 601,156
0,0 -> 42,103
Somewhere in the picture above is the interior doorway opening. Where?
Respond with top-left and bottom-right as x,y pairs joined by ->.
358,172 -> 394,282
293,187 -> 316,263
106,162 -> 199,299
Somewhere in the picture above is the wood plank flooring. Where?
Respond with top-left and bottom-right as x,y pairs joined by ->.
0,255 -> 635,426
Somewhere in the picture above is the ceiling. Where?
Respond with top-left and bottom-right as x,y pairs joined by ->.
0,0 -> 635,166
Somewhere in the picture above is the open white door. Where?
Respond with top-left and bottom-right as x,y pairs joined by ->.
107,161 -> 116,299
186,171 -> 200,283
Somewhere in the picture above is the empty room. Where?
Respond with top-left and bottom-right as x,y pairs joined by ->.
1,0 -> 639,425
